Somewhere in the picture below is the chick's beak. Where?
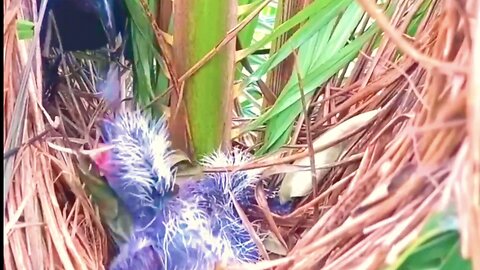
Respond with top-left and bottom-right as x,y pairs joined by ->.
89,143 -> 115,177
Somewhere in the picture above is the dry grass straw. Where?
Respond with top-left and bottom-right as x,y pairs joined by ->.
233,0 -> 479,269
3,0 -> 479,269
4,1 -> 108,269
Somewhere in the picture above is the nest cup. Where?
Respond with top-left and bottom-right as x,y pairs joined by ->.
4,0 -> 479,270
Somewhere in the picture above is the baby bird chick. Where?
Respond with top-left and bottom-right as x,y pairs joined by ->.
94,111 -> 293,269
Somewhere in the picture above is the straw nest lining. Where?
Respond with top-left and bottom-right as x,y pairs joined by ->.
4,1 -> 108,269
4,0 -> 479,270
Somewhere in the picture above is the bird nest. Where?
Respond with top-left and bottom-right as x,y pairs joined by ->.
4,0 -> 479,269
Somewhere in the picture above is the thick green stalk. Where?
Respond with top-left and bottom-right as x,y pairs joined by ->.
173,0 -> 236,159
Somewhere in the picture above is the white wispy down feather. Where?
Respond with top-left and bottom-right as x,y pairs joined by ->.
104,111 -> 264,269
200,148 -> 259,196
161,198 -> 238,269
109,111 -> 176,197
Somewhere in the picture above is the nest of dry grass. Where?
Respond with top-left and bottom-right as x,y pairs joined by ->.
4,0 -> 479,269
4,2 -> 108,270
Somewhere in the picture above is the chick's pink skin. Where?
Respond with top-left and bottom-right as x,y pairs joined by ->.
91,143 -> 116,178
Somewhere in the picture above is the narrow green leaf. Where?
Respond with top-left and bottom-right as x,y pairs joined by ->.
237,0 -> 262,83
270,2 -> 367,117
257,102 -> 300,154
131,28 -> 154,104
406,0 -> 434,37
260,122 -> 294,154
400,232 -> 458,268
387,209 -> 472,270
124,0 -> 168,114
16,20 -> 35,40
238,0 -> 340,59
238,0 -> 264,18
323,1 -> 364,56
248,0 -> 351,83
438,241 -> 472,270
252,26 -> 378,153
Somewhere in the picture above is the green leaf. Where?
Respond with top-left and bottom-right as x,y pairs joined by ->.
406,0 -> 434,37
238,0 -> 264,45
272,2 -> 367,116
248,0 -> 351,83
387,209 -> 472,270
16,20 -> 35,40
400,232 -> 458,268
438,241 -> 472,270
238,0 -> 343,59
257,102 -> 300,154
236,0 -> 262,83
256,25 -> 378,153
250,1 -> 396,154
124,0 -> 168,114
77,156 -> 133,245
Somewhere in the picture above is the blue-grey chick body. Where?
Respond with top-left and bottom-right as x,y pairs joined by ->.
99,111 -> 294,269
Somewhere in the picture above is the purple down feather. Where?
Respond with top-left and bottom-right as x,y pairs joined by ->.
96,111 -> 292,269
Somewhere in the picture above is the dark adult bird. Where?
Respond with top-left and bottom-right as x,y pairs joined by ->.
38,0 -> 130,105
39,0 -> 127,53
